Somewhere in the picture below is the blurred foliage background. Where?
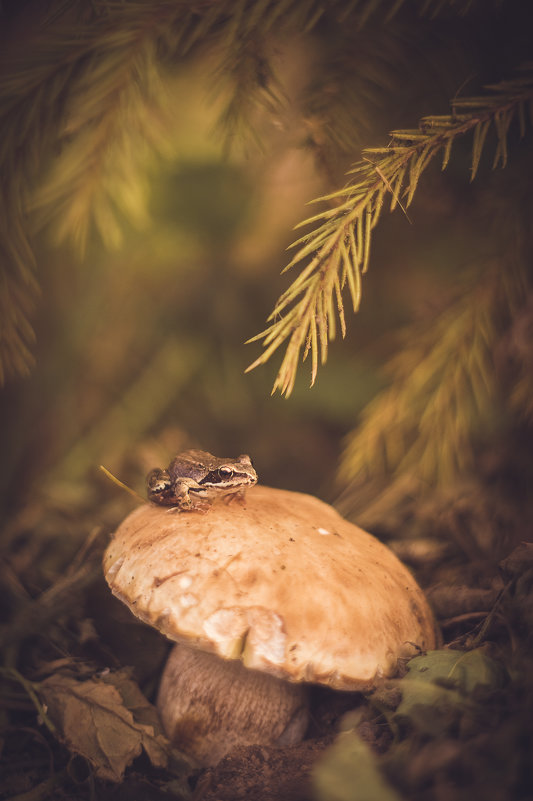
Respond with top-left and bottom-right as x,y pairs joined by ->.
0,0 -> 531,549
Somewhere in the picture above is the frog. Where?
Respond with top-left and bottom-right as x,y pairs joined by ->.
146,449 -> 258,511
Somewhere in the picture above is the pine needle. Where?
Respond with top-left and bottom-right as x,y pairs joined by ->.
99,465 -> 145,503
363,156 -> 412,223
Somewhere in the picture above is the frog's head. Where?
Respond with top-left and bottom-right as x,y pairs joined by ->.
200,454 -> 257,494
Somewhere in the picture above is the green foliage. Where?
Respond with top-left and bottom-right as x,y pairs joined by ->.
401,647 -> 506,692
313,729 -> 403,801
247,68 -> 533,396
314,648 -> 507,801
391,648 -> 507,735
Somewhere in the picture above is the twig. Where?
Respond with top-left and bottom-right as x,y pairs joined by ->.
0,668 -> 56,735
471,581 -> 513,647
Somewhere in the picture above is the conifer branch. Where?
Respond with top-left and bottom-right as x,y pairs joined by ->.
212,35 -> 286,152
246,67 -> 533,396
30,35 -> 174,252
0,0 -> 339,382
0,0 -> 515,382
0,3 -> 183,382
338,258 -> 527,489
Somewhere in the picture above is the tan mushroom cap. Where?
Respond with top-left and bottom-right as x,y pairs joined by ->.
104,485 -> 438,691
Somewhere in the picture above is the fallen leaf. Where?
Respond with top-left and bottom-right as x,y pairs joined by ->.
392,649 -> 507,737
400,649 -> 507,693
39,670 -> 179,782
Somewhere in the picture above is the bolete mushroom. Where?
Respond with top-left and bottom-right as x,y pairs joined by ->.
103,485 -> 437,765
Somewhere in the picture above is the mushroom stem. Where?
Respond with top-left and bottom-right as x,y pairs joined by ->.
156,644 -> 309,766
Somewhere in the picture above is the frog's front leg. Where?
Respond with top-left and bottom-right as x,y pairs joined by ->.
173,477 -> 207,511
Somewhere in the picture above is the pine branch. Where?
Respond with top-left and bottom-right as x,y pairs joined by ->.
246,67 -> 533,396
30,35 -> 174,252
338,257 -> 527,490
0,0 -> 514,382
209,0 -> 497,152
502,291 -> 533,425
300,21 -> 414,170
212,35 -> 286,153
0,2 -> 184,382
0,0 -> 339,383
337,0 -> 502,23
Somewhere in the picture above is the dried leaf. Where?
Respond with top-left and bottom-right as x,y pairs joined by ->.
39,670 -> 184,782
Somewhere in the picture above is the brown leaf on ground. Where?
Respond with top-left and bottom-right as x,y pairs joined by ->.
39,669 -> 177,782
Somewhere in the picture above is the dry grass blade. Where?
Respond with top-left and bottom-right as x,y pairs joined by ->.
470,119 -> 491,180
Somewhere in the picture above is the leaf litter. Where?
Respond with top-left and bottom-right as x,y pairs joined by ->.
39,670 -> 175,782
1,490 -> 533,801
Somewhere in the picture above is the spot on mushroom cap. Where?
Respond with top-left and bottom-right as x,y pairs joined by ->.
103,485 -> 438,690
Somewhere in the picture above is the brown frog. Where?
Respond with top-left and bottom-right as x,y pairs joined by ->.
147,449 -> 257,511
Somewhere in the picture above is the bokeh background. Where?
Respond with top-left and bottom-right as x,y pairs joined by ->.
1,0 -> 532,530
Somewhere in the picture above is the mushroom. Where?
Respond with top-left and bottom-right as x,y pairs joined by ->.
103,485 -> 438,765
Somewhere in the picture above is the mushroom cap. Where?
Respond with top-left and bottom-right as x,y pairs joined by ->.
104,485 -> 438,690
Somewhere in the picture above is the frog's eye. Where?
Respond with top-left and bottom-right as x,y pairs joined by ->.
218,467 -> 234,478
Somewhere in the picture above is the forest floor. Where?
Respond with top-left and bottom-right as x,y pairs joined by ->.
1,486 -> 532,801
